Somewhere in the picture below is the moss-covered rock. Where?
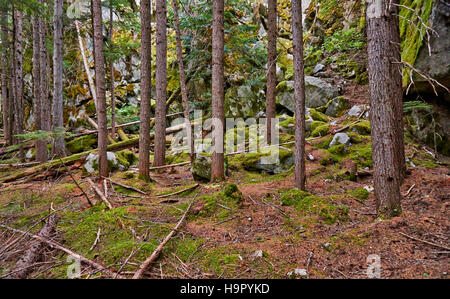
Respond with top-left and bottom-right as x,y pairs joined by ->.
350,120 -> 371,135
309,108 -> 329,122
311,123 -> 330,137
241,149 -> 294,174
66,135 -> 97,154
191,153 -> 229,182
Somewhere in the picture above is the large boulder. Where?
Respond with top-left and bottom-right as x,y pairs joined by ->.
405,106 -> 450,156
413,1 -> 450,99
241,149 -> 294,174
225,84 -> 265,118
277,76 -> 339,112
83,152 -> 130,174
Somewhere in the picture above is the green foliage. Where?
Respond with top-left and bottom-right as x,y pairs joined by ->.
323,28 -> 365,54
280,190 -> 312,206
403,100 -> 433,113
347,188 -> 369,202
399,0 -> 433,87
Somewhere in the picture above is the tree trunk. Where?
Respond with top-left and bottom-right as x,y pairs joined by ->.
40,1 -> 50,162
75,20 -> 97,110
33,10 -> 46,162
52,0 -> 66,158
138,0 -> 152,180
13,9 -> 24,161
292,0 -> 306,190
154,0 -> 167,167
109,2 -> 116,139
366,0 -> 403,218
1,10 -> 10,145
92,0 -> 109,178
211,0 -> 225,181
266,0 -> 277,145
171,0 -> 194,163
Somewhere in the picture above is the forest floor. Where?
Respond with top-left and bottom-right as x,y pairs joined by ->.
0,86 -> 449,279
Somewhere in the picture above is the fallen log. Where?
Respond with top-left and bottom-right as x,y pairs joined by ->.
70,112 -> 184,139
0,124 -> 186,183
0,223 -> 125,279
6,215 -> 58,279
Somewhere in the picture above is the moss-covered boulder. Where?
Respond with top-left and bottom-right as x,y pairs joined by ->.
241,149 -> 294,174
66,135 -> 97,154
350,120 -> 371,135
83,152 -> 130,174
324,96 -> 348,117
191,153 -> 229,182
311,122 -> 330,137
277,76 -> 339,112
309,108 -> 329,122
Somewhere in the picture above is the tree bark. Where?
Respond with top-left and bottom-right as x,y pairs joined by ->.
92,0 -> 109,178
40,1 -> 50,162
292,0 -> 306,190
138,0 -> 152,180
52,0 -> 66,158
109,2 -> 116,139
211,0 -> 225,181
33,9 -> 46,162
13,9 -> 24,161
171,0 -> 194,163
366,0 -> 403,218
154,0 -> 167,167
1,10 -> 10,145
266,0 -> 277,145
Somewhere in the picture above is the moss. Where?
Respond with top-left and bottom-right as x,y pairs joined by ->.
411,158 -> 438,168
279,116 -> 296,128
117,150 -> 138,166
166,152 -> 191,164
347,132 -> 363,144
313,135 -> 334,149
241,152 -> 270,170
328,144 -> 345,155
66,135 -> 97,154
399,0 -> 433,87
350,120 -> 371,135
309,108 -> 329,122
280,189 -> 312,206
294,195 -> 349,225
319,150 -> 339,166
347,188 -> 369,202
311,123 -> 330,137
347,142 -> 373,168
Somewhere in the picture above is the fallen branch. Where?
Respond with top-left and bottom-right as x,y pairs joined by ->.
89,227 -> 101,252
60,158 -> 94,207
132,197 -> 195,279
87,178 -> 113,210
399,232 -> 450,251
105,178 -> 147,195
149,161 -> 191,171
6,215 -> 58,279
0,224 -> 125,279
156,184 -> 199,199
